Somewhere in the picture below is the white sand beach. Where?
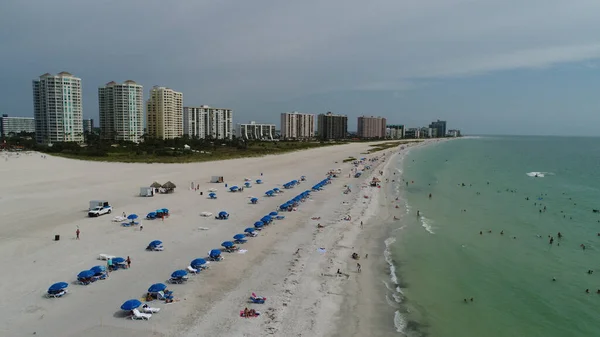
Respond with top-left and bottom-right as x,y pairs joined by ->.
0,141 -> 426,337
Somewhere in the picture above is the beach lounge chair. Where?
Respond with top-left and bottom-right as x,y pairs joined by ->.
141,305 -> 160,313
156,291 -> 174,301
131,308 -> 151,320
187,266 -> 199,274
98,254 -> 115,261
168,276 -> 188,284
47,289 -> 67,298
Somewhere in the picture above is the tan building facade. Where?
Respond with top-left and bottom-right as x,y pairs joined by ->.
280,112 -> 315,139
357,116 -> 386,139
98,80 -> 144,142
146,86 -> 183,139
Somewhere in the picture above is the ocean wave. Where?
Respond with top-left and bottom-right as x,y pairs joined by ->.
526,171 -> 554,178
394,310 -> 407,333
420,216 -> 435,234
384,237 -> 398,285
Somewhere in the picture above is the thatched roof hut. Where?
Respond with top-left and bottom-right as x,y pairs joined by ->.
150,182 -> 162,188
162,181 -> 176,189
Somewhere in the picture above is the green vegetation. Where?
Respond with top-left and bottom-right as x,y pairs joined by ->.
366,140 -> 422,153
342,156 -> 357,163
5,134 -> 348,163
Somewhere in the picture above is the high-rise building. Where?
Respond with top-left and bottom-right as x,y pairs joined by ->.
386,125 -> 405,139
280,112 -> 315,139
98,80 -> 144,142
357,116 -> 387,139
32,72 -> 83,144
82,119 -> 94,134
183,105 -> 233,140
317,112 -> 347,140
146,86 -> 183,139
237,121 -> 276,140
0,114 -> 35,137
429,120 -> 447,138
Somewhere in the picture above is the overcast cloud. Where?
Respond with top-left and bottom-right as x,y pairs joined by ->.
1,0 -> 600,135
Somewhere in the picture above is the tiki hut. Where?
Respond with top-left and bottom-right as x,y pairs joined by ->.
162,181 -> 176,193
150,182 -> 162,188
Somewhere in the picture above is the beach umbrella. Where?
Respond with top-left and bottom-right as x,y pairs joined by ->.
265,190 -> 274,196
209,192 -> 216,197
147,283 -> 167,293
230,186 -> 239,191
91,265 -> 106,275
112,257 -> 125,264
244,228 -> 255,233
244,182 -> 251,187
256,179 -> 263,184
48,282 -> 68,292
254,222 -> 264,228
250,197 -> 258,203
269,211 -> 278,216
233,234 -> 246,240
221,241 -> 234,248
147,212 -> 156,218
121,299 -> 142,311
171,270 -> 188,278
127,214 -> 138,220
149,240 -> 162,247
77,270 -> 95,279
156,209 -> 164,214
161,208 -> 169,213
191,258 -> 207,268
209,249 -> 221,257
261,215 -> 272,223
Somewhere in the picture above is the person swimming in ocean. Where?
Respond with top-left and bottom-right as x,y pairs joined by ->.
417,210 -> 420,217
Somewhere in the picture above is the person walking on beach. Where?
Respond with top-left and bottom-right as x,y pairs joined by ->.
140,224 -> 143,231
360,221 -> 363,229
75,228 -> 80,240
357,263 -> 361,273
126,256 -> 131,268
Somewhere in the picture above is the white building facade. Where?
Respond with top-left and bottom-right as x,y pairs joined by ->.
0,115 -> 35,137
146,86 -> 183,139
280,112 -> 314,139
32,72 -> 83,144
237,121 -> 276,140
98,80 -> 144,142
183,105 -> 233,140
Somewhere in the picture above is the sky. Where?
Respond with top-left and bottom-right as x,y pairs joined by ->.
1,0 -> 600,135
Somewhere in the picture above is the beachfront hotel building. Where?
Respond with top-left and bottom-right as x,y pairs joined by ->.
429,120 -> 447,138
357,116 -> 387,139
280,112 -> 315,140
237,121 -> 276,141
98,81 -> 144,142
183,106 -> 233,140
0,114 -> 35,137
82,119 -> 94,134
32,72 -> 84,144
386,125 -> 405,139
317,112 -> 348,140
146,86 -> 183,139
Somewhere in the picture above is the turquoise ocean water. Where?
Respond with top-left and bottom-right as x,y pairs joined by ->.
384,136 -> 600,337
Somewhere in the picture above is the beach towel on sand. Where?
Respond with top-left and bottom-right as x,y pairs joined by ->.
240,311 -> 261,317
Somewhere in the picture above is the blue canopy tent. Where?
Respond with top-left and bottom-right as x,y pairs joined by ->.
209,192 -> 217,199
148,283 -> 167,293
229,186 -> 239,192
250,197 -> 258,204
146,212 -> 157,220
256,179 -> 263,184
244,227 -> 256,233
121,299 -> 142,311
191,258 -> 207,269
269,211 -> 278,216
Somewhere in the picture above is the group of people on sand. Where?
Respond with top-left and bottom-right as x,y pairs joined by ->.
242,307 -> 258,318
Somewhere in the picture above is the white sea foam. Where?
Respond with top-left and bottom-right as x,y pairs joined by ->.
384,237 -> 398,285
420,216 -> 435,234
526,171 -> 553,178
394,310 -> 407,333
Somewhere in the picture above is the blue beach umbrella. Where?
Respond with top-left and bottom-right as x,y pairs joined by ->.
127,214 -> 138,220
221,241 -> 234,248
256,179 -> 263,184
265,190 -> 274,196
148,283 -> 167,293
171,270 -> 188,278
121,299 -> 142,311
233,234 -> 246,240
209,249 -> 222,257
112,257 -> 125,264
269,211 -> 278,216
191,258 -> 207,268
273,187 -> 280,192
147,212 -> 157,218
244,182 -> 251,187
261,215 -> 272,223
230,186 -> 239,191
156,209 -> 164,214
218,211 -> 228,217
48,282 -> 68,292
209,192 -> 216,197
149,240 -> 162,247
244,228 -> 255,233
77,270 -> 95,279
91,265 -> 106,275
254,221 -> 264,228
161,208 -> 169,213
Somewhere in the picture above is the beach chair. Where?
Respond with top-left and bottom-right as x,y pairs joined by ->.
156,291 -> 173,301
187,266 -> 199,274
98,254 -> 115,261
141,306 -> 160,313
47,289 -> 67,298
131,308 -> 151,320
168,277 -> 188,284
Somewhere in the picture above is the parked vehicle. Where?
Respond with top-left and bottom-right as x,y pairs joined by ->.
88,200 -> 112,217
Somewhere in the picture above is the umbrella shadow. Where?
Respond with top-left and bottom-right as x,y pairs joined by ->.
113,310 -> 131,318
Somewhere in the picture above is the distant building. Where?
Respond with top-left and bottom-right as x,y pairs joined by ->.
404,128 -> 420,139
357,116 -> 386,139
419,127 -> 436,138
447,129 -> 461,137
386,125 -> 404,139
280,112 -> 315,140
183,105 -> 233,140
33,72 -> 83,144
0,114 -> 35,137
317,112 -> 348,140
82,119 -> 94,134
237,121 -> 276,140
146,86 -> 183,139
429,120 -> 447,138
99,80 -> 144,142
